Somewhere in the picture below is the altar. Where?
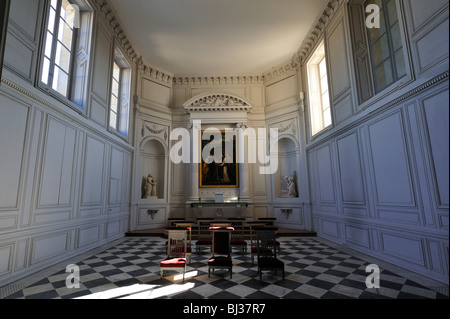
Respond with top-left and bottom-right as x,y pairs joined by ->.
189,200 -> 250,219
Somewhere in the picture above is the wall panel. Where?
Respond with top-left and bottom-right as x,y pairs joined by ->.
38,117 -> 77,207
81,136 -> 106,206
0,93 -> 29,210
367,112 -> 415,207
421,89 -> 449,207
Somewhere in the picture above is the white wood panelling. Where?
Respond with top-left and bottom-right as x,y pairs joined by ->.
81,136 -> 106,206
367,111 -> 416,207
0,93 -> 29,210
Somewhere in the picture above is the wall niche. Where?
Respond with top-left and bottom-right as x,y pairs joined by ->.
274,137 -> 299,199
140,138 -> 167,200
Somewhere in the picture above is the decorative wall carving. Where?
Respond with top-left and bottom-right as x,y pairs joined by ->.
141,122 -> 168,142
184,93 -> 253,113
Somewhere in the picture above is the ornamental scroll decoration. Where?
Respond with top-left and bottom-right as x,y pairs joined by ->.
141,122 -> 168,142
276,120 -> 299,146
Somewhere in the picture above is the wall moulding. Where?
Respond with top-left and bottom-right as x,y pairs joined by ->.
173,75 -> 264,86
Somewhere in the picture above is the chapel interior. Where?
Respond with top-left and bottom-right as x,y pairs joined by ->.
0,0 -> 448,299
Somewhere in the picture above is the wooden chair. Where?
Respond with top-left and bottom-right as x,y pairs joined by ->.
195,218 -> 213,253
228,218 -> 247,254
160,229 -> 188,281
165,224 -> 192,263
258,218 -> 281,254
255,228 -> 284,280
248,221 -> 269,264
207,227 -> 233,279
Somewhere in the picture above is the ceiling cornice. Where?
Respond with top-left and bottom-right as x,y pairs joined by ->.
263,0 -> 345,82
94,0 -> 174,85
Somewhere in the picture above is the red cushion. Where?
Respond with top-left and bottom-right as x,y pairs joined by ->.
160,258 -> 187,268
208,256 -> 232,266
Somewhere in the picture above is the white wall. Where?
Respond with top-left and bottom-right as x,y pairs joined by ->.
0,0 -> 134,286
304,0 -> 449,284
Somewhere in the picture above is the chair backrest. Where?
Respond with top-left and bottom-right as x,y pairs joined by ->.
167,230 -> 187,258
211,229 -> 232,256
197,219 -> 214,239
255,229 -> 278,258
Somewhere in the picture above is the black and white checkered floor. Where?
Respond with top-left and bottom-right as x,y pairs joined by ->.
2,237 -> 448,299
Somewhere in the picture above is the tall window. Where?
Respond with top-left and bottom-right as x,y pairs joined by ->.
109,62 -> 121,129
41,0 -> 76,97
307,41 -> 332,136
109,49 -> 131,138
365,0 -> 406,93
348,0 -> 408,103
319,57 -> 332,128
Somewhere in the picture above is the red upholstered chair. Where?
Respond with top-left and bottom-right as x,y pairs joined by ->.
160,229 -> 188,281
207,227 -> 233,279
255,228 -> 284,280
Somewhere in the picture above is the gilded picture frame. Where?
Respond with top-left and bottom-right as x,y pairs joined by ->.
199,130 -> 239,188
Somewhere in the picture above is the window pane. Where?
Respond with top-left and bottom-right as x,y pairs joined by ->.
110,96 -> 118,113
58,19 -> 73,49
322,93 -> 330,111
319,59 -> 327,77
371,34 -> 391,66
112,79 -> 119,97
323,108 -> 332,128
55,42 -> 71,73
51,0 -> 58,9
367,8 -> 387,40
386,0 -> 399,26
47,7 -> 56,33
61,0 -> 75,28
395,50 -> 406,78
109,112 -> 117,129
41,58 -> 51,84
374,60 -> 394,91
44,32 -> 53,58
390,22 -> 403,51
113,63 -> 121,80
52,66 -> 69,96
320,76 -> 328,95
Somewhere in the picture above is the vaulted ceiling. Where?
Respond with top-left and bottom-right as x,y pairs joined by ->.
107,0 -> 329,76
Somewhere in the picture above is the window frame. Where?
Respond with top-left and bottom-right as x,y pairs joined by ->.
364,0 -> 407,93
37,0 -> 93,115
108,45 -> 132,140
39,0 -> 77,100
348,0 -> 412,108
306,40 -> 333,137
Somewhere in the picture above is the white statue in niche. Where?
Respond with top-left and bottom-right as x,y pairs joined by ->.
144,174 -> 157,199
281,172 -> 298,198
